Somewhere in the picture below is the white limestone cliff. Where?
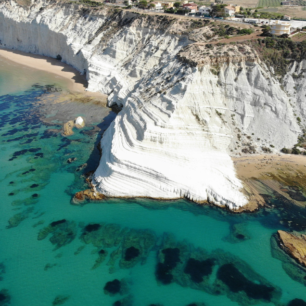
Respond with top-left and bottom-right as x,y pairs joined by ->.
0,0 -> 303,208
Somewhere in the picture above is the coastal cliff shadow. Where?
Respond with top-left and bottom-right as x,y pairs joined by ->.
82,111 -> 117,174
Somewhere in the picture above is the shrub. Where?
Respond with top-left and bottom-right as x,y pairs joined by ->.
281,148 -> 290,154
238,29 -> 253,35
56,54 -> 62,61
262,146 -> 272,153
292,147 -> 301,155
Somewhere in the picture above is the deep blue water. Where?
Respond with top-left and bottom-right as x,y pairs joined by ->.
0,59 -> 306,306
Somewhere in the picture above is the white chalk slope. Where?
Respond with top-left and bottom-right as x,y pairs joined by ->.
93,62 -> 248,208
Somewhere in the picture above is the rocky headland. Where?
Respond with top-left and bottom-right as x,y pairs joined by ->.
1,0 -> 306,210
277,230 -> 306,267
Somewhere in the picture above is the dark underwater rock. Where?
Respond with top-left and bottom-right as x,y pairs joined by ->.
124,246 -> 140,261
50,219 -> 67,227
156,248 -> 180,285
104,279 -> 121,295
112,295 -> 132,306
0,289 -> 10,306
184,258 -> 215,283
119,228 -> 156,269
52,295 -> 70,305
288,299 -> 306,306
217,263 -> 274,301
84,223 -> 101,232
223,223 -> 250,244
67,157 -> 77,164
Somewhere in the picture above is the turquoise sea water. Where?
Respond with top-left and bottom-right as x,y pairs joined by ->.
1,58 -> 306,306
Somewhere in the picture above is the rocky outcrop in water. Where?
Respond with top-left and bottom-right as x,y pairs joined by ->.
277,230 -> 306,267
0,0 -> 304,209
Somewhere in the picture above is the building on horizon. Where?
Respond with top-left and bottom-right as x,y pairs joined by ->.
183,2 -> 198,12
271,21 -> 291,35
224,5 -> 235,16
199,5 -> 212,15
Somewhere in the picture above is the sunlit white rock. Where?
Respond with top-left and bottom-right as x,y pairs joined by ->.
75,116 -> 85,128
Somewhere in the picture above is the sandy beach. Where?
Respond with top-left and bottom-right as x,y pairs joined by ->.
233,154 -> 306,211
0,48 -> 107,100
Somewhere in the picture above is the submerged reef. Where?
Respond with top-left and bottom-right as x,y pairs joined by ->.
38,219 -> 77,249
223,223 -> 250,244
154,234 -> 281,305
36,217 -> 285,306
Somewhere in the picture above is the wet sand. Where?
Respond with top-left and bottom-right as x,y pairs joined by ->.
0,48 -> 106,100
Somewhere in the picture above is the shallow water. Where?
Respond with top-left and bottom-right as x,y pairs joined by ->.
0,57 -> 306,306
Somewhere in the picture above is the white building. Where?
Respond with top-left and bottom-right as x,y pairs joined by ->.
271,21 -> 291,35
224,5 -> 235,16
152,1 -> 162,9
199,6 -> 212,15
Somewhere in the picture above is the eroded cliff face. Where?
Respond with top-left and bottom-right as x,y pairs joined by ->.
0,0 -> 303,208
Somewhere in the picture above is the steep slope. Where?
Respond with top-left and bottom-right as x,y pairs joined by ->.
0,0 -> 303,209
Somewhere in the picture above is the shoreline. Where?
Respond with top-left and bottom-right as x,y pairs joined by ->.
72,153 -> 306,212
0,48 -> 106,99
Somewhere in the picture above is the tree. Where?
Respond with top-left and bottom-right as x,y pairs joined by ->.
174,1 -> 181,8
176,7 -> 188,14
149,2 -> 155,8
262,25 -> 271,36
138,0 -> 147,8
210,4 -> 226,17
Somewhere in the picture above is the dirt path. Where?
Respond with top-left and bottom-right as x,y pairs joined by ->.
124,8 -> 253,27
194,30 -> 263,46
